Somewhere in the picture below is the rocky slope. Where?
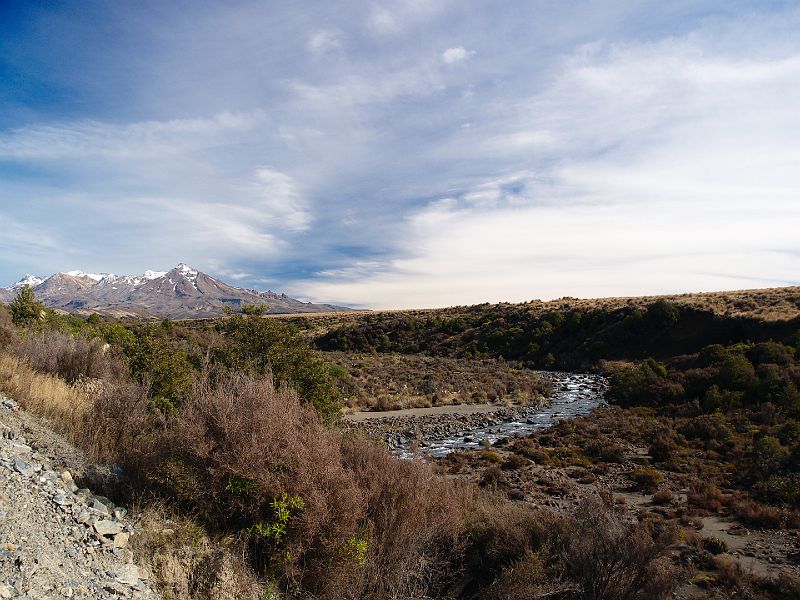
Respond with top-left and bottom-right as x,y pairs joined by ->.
0,394 -> 158,599
0,264 -> 352,319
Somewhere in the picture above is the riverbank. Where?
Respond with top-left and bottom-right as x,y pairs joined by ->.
344,371 -> 608,456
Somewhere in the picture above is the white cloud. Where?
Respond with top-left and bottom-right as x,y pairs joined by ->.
441,46 -> 475,64
0,111 -> 264,159
292,33 -> 800,308
368,0 -> 450,35
308,29 -> 342,54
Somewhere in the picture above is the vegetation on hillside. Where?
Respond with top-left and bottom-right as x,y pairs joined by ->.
0,293 -> 685,599
317,300 -> 800,370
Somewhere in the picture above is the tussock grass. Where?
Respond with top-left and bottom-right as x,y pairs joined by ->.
0,352 -> 91,432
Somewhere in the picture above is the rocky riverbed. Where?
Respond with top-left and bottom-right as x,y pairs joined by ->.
345,371 -> 608,457
0,394 -> 158,599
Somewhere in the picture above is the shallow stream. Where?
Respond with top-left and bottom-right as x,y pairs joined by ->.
409,371 -> 608,457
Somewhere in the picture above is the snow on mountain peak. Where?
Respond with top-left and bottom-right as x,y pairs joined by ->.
175,263 -> 199,281
10,274 -> 44,290
142,270 -> 167,280
65,270 -> 107,282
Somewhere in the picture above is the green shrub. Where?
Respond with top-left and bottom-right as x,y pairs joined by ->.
8,285 -> 44,327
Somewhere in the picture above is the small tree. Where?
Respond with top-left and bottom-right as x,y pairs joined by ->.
241,303 -> 268,316
8,285 -> 44,327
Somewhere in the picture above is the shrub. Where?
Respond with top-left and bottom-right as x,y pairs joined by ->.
127,331 -> 192,409
0,304 -> 16,349
584,437 -> 626,463
479,466 -> 508,489
652,489 -> 675,506
554,497 -> 678,600
630,467 -> 664,493
216,314 -> 342,422
754,474 -> 800,508
15,330 -> 126,383
337,438 -> 467,600
502,453 -> 529,470
461,500 -> 552,595
701,536 -> 728,555
687,482 -> 726,513
649,433 -> 678,462
679,414 -> 731,443
8,285 -> 44,326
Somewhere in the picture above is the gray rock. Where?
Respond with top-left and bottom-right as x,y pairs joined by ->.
93,520 -> 123,536
114,564 -> 141,586
92,497 -> 112,514
75,510 -> 90,524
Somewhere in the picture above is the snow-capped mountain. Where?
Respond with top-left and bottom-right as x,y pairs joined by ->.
0,264 -> 352,318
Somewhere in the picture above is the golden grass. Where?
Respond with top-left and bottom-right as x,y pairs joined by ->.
0,352 -> 91,434
131,502 -> 268,600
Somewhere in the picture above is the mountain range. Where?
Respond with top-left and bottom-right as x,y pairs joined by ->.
0,264 -> 353,319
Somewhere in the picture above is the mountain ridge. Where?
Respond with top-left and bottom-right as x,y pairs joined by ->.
0,263 -> 354,319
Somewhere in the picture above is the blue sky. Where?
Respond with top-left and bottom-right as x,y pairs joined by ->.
1,1 -> 799,308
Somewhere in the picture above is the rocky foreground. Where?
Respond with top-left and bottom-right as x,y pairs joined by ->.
0,394 -> 158,599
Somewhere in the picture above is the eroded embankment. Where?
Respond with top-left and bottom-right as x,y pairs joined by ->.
0,393 -> 158,599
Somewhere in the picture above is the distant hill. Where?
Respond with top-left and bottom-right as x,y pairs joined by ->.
0,264 -> 354,319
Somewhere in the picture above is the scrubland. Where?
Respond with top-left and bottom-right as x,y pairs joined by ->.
1,285 -> 799,598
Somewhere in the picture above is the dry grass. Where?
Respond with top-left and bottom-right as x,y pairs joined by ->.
131,502 -> 268,600
0,352 -> 91,432
330,351 -> 550,410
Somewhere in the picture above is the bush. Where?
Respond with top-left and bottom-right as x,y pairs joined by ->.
337,438 -> 467,599
649,433 -> 678,462
8,285 -> 44,326
554,497 -> 678,600
630,467 -> 664,493
462,500 -> 551,595
584,438 -> 626,463
15,330 -> 126,383
652,489 -> 675,506
99,370 -> 472,599
701,536 -> 727,555
0,304 -> 16,349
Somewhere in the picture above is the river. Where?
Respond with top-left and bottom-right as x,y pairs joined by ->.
346,371 -> 608,458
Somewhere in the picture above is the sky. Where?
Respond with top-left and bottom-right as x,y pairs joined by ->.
1,0 -> 799,309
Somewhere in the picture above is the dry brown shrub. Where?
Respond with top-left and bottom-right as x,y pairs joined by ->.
161,374 -> 364,592
86,377 -> 160,464
713,555 -> 747,588
334,436 -> 468,600
688,482 -> 726,514
652,489 -> 675,506
555,497 -> 679,600
15,330 -> 126,383
731,497 -> 787,529
480,551 -> 562,599
0,305 -> 16,349
462,497 -> 552,594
